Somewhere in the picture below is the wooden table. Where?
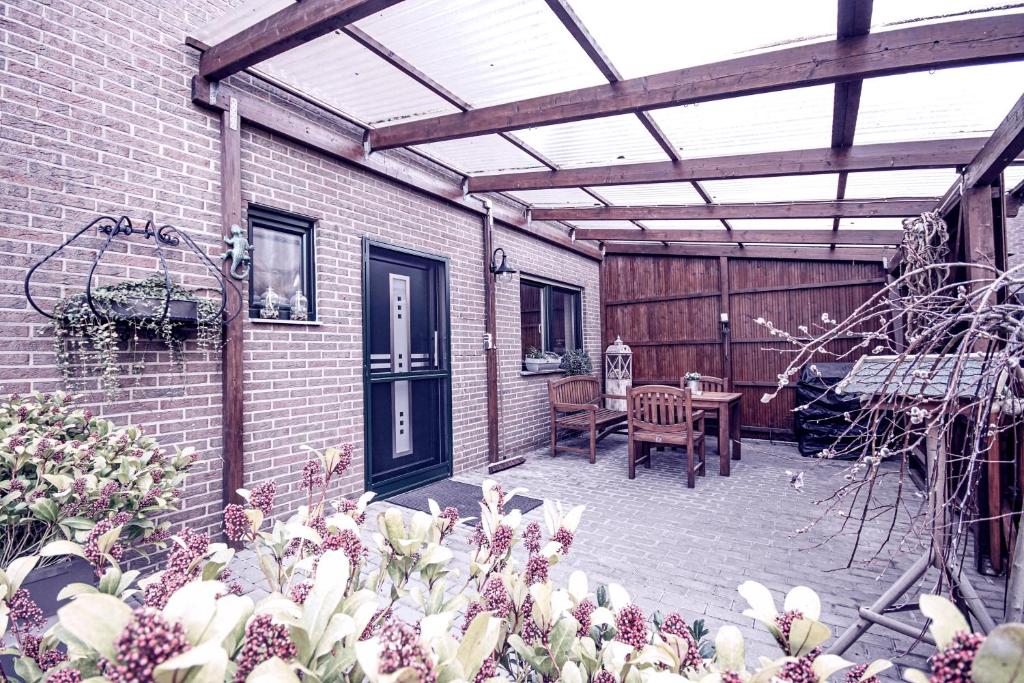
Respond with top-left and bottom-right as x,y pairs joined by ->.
690,391 -> 743,476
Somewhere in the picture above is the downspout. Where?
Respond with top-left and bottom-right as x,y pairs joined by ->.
479,197 -> 525,473
480,198 -> 500,464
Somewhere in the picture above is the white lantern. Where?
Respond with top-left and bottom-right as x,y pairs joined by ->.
604,335 -> 632,410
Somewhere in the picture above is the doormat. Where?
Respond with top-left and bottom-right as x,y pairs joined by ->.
388,479 -> 542,522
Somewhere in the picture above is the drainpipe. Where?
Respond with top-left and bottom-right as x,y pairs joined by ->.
480,198 -> 500,464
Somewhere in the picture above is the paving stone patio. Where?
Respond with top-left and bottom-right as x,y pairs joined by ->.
233,434 -> 1006,675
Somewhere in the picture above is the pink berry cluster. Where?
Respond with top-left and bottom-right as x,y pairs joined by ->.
301,459 -> 324,492
552,527 -> 574,555
22,633 -> 67,671
571,599 -> 596,637
774,609 -> 805,653
377,621 -> 436,683
233,614 -> 298,683
660,613 -> 702,670
84,519 -> 125,576
248,481 -> 276,516
614,603 -> 649,649
776,648 -> 822,683
525,554 -> 549,586
439,506 -> 459,539
844,663 -> 879,683
463,576 -> 514,631
929,631 -> 984,683
361,607 -> 394,641
223,503 -> 252,542
102,610 -> 191,683
474,656 -> 497,683
46,670 -> 82,683
593,670 -> 616,683
143,528 -> 213,609
523,522 -> 542,555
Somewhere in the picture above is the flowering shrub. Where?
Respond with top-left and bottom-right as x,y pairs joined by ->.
0,392 -> 195,566
2,442 -> 1019,682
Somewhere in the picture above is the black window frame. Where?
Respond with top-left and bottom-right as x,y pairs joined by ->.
247,204 -> 317,322
519,276 -> 583,364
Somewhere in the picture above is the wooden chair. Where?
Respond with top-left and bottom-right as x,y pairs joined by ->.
627,385 -> 706,487
548,376 -> 627,463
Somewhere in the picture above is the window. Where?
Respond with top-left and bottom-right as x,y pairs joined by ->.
519,277 -> 582,363
248,205 -> 316,321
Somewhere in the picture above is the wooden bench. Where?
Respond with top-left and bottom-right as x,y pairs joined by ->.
548,375 -> 627,463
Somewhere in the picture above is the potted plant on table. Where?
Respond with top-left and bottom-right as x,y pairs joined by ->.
0,391 -> 195,617
684,372 -> 703,394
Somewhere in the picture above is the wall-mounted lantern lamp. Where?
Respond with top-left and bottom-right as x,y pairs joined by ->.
720,312 -> 730,336
490,247 -> 517,283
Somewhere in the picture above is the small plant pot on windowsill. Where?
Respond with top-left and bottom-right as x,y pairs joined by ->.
524,358 -> 545,372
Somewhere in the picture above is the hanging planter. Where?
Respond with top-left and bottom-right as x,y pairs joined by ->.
25,215 -> 241,398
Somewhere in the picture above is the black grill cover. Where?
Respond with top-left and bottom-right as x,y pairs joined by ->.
794,362 -> 867,459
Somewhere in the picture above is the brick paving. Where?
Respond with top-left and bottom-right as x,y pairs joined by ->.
232,435 -> 1006,675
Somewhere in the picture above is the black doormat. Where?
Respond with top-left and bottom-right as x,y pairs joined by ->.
388,479 -> 542,521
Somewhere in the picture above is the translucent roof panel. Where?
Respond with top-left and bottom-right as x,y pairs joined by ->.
356,0 -> 606,108
191,0 -> 291,45
700,175 -> 840,203
855,63 -> 1024,145
837,218 -> 907,230
415,135 -> 547,174
513,115 -> 670,168
1005,166 -> 1024,189
728,219 -> 835,231
593,183 -> 705,205
563,0 -> 835,79
571,220 -> 726,231
871,1 -> 1024,29
507,189 -> 602,207
844,169 -> 958,199
255,32 -> 460,126
566,221 -> 644,231
651,86 -> 833,158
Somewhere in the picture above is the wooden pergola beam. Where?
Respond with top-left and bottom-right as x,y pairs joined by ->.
574,228 -> 901,244
469,139 -> 985,192
603,243 -> 893,262
198,0 -> 404,81
191,77 -> 601,260
370,14 -> 1024,149
534,199 -> 935,221
963,90 -> 1024,189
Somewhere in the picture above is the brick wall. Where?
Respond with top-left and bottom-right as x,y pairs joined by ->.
0,0 -> 600,540
1008,211 -> 1023,270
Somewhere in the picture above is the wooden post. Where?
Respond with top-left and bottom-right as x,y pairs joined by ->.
482,203 -> 499,463
220,102 -> 244,508
961,185 -> 997,288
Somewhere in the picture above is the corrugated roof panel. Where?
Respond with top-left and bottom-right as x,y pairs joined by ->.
837,218 -> 909,230
871,1 -> 1024,29
255,32 -> 460,126
513,115 -> 670,168
356,0 -> 606,108
563,0 -> 835,79
415,135 -> 547,174
855,62 -> 1024,145
506,189 -> 602,206
613,220 -> 730,230
191,0 -> 291,45
728,219 -> 835,230
566,221 -> 644,230
1005,166 -> 1024,189
844,169 -> 958,198
700,175 -> 840,203
594,183 -> 706,205
650,86 -> 834,158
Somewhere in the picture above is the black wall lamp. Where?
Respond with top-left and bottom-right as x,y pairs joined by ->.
490,247 -> 517,283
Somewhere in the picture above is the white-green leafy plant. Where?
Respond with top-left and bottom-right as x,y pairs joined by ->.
0,391 -> 195,567
6,445 -> 983,683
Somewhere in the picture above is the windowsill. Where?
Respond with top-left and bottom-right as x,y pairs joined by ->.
249,317 -> 323,327
520,369 -> 565,377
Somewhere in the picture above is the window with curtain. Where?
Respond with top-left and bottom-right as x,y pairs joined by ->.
248,205 -> 317,321
519,277 -> 582,363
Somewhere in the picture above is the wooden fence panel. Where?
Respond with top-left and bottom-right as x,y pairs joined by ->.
602,254 -> 885,437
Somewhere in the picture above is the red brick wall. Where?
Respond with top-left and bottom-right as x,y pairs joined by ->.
0,0 -> 600,540
1008,212 -> 1023,270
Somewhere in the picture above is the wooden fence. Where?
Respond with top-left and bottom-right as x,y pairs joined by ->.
601,254 -> 886,438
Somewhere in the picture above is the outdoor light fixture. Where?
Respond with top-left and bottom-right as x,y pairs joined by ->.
720,311 -> 730,336
490,247 -> 516,283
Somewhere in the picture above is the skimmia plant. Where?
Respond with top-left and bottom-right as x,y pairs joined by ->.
0,392 -> 195,566
2,442 -> 1016,682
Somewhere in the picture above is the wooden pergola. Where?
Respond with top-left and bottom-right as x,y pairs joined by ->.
189,0 -> 1024,486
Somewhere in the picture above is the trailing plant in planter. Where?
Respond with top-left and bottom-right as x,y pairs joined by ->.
0,442 -> 974,683
560,348 -> 593,376
0,391 -> 195,568
50,275 -> 222,398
